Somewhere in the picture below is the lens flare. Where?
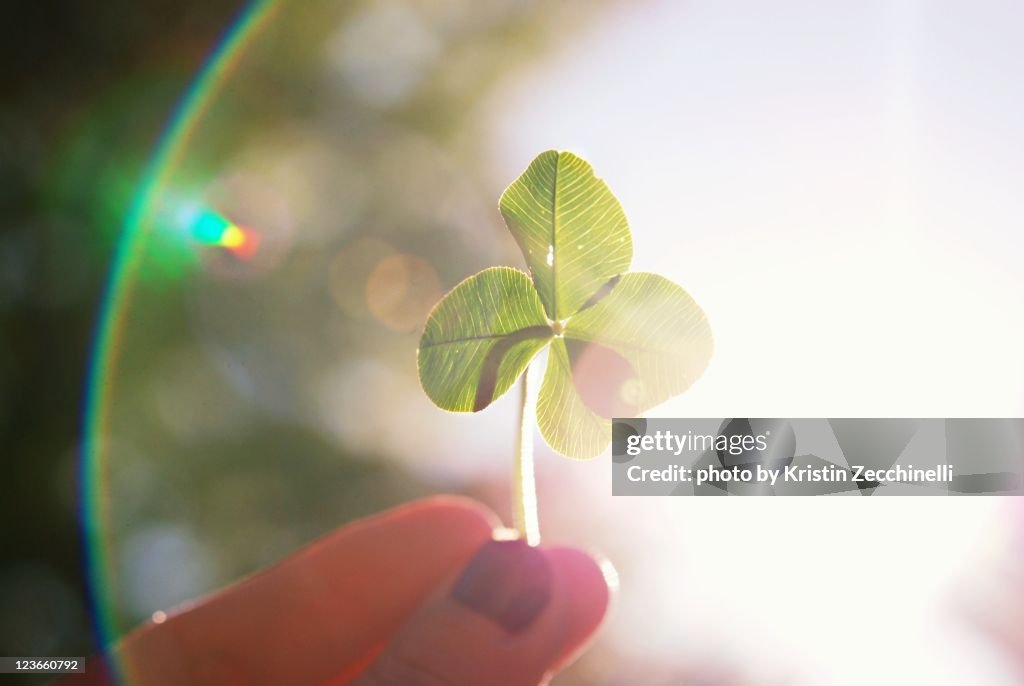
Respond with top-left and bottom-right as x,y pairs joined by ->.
81,2 -> 281,683
186,208 -> 260,258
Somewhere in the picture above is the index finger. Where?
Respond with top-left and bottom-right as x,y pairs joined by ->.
63,496 -> 498,686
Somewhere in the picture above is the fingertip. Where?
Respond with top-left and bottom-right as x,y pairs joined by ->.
354,541 -> 614,686
544,547 -> 615,667
547,546 -> 616,617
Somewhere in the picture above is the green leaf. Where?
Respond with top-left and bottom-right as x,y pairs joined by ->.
499,150 -> 633,321
566,272 -> 713,409
536,338 -> 611,459
418,267 -> 553,412
537,272 -> 714,458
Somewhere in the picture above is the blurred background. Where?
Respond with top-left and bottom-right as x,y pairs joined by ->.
2,0 -> 1024,684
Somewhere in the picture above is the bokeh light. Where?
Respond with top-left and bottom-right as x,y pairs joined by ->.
365,253 -> 441,332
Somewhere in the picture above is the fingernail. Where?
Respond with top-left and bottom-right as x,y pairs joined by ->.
451,538 -> 553,634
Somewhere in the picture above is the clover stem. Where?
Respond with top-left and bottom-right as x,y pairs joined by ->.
513,361 -> 541,546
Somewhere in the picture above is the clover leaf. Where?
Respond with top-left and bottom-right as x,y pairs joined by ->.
499,150 -> 633,321
419,266 -> 552,413
419,149 -> 712,461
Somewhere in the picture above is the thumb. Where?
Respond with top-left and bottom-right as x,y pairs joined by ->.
351,538 -> 613,686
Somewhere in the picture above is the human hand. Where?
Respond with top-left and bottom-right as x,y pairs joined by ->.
59,497 -> 613,686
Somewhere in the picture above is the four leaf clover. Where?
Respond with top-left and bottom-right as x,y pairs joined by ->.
418,150 -> 713,459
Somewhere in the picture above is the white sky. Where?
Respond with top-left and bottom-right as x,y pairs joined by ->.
480,2 -> 1024,683
484,0 -> 1024,419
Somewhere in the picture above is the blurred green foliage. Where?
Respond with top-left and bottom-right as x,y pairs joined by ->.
0,2 -> 618,685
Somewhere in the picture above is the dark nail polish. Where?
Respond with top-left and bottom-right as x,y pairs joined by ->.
451,539 -> 553,634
